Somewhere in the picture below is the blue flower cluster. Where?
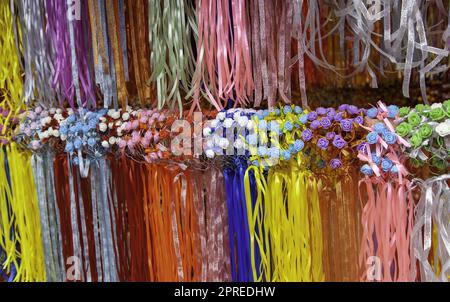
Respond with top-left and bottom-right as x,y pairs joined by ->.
61,109 -> 108,164
366,123 -> 398,145
366,105 -> 399,119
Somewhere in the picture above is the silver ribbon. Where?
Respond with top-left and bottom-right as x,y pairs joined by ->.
67,155 -> 84,281
410,174 -> 450,282
32,150 -> 65,282
16,0 -> 56,106
90,158 -> 119,282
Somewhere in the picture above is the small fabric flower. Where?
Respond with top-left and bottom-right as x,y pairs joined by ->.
429,107 -> 445,121
316,107 -> 327,115
347,105 -> 359,115
360,164 -> 373,175
320,117 -> 332,129
338,104 -> 348,111
407,112 -> 421,127
293,140 -> 305,152
310,120 -> 321,130
302,129 -> 313,141
334,112 -> 344,122
329,158 -> 342,169
366,132 -> 378,144
281,150 -> 292,160
299,114 -> 308,124
381,158 -> 393,172
435,120 -> 450,137
205,149 -> 215,158
247,134 -> 258,145
371,153 -> 380,165
396,122 -> 412,137
367,108 -> 378,118
307,111 -> 318,121
258,120 -> 268,130
340,119 -> 353,132
382,131 -> 397,145
357,142 -> 368,153
223,118 -> 234,128
399,107 -> 410,117
269,147 -> 280,159
332,135 -> 347,149
391,165 -> 398,174
283,121 -> 293,131
283,106 -> 292,114
418,124 -> 433,139
326,132 -> 336,140
353,116 -> 364,125
410,133 -> 423,148
373,123 -> 386,133
387,105 -> 399,118
326,109 -> 336,120
317,138 -> 329,150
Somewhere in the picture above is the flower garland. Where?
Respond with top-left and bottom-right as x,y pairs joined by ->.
5,99 -> 450,282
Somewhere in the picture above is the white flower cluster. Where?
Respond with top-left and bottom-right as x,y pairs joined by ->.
97,106 -> 137,148
203,108 -> 257,158
17,106 -> 61,150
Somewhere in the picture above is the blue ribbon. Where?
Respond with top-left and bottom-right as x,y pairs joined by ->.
223,156 -> 262,282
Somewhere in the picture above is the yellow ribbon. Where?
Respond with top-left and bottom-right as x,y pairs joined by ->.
0,143 -> 45,281
0,0 -> 24,137
244,156 -> 324,282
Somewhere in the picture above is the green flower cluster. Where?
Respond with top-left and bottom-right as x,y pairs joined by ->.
395,101 -> 449,171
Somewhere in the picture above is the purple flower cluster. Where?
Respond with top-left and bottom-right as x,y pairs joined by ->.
296,105 -> 367,170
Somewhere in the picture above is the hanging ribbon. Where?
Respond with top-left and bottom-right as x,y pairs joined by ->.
31,150 -> 65,282
410,174 -> 450,282
16,0 -> 56,106
0,143 -> 46,281
318,168 -> 362,281
244,159 -> 324,282
149,0 -> 196,113
0,0 -> 23,139
223,157 -> 257,282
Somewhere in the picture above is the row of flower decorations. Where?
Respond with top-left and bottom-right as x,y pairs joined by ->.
5,100 -> 450,174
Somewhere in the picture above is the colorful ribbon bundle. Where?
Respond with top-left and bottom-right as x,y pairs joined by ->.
0,0 -> 450,283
